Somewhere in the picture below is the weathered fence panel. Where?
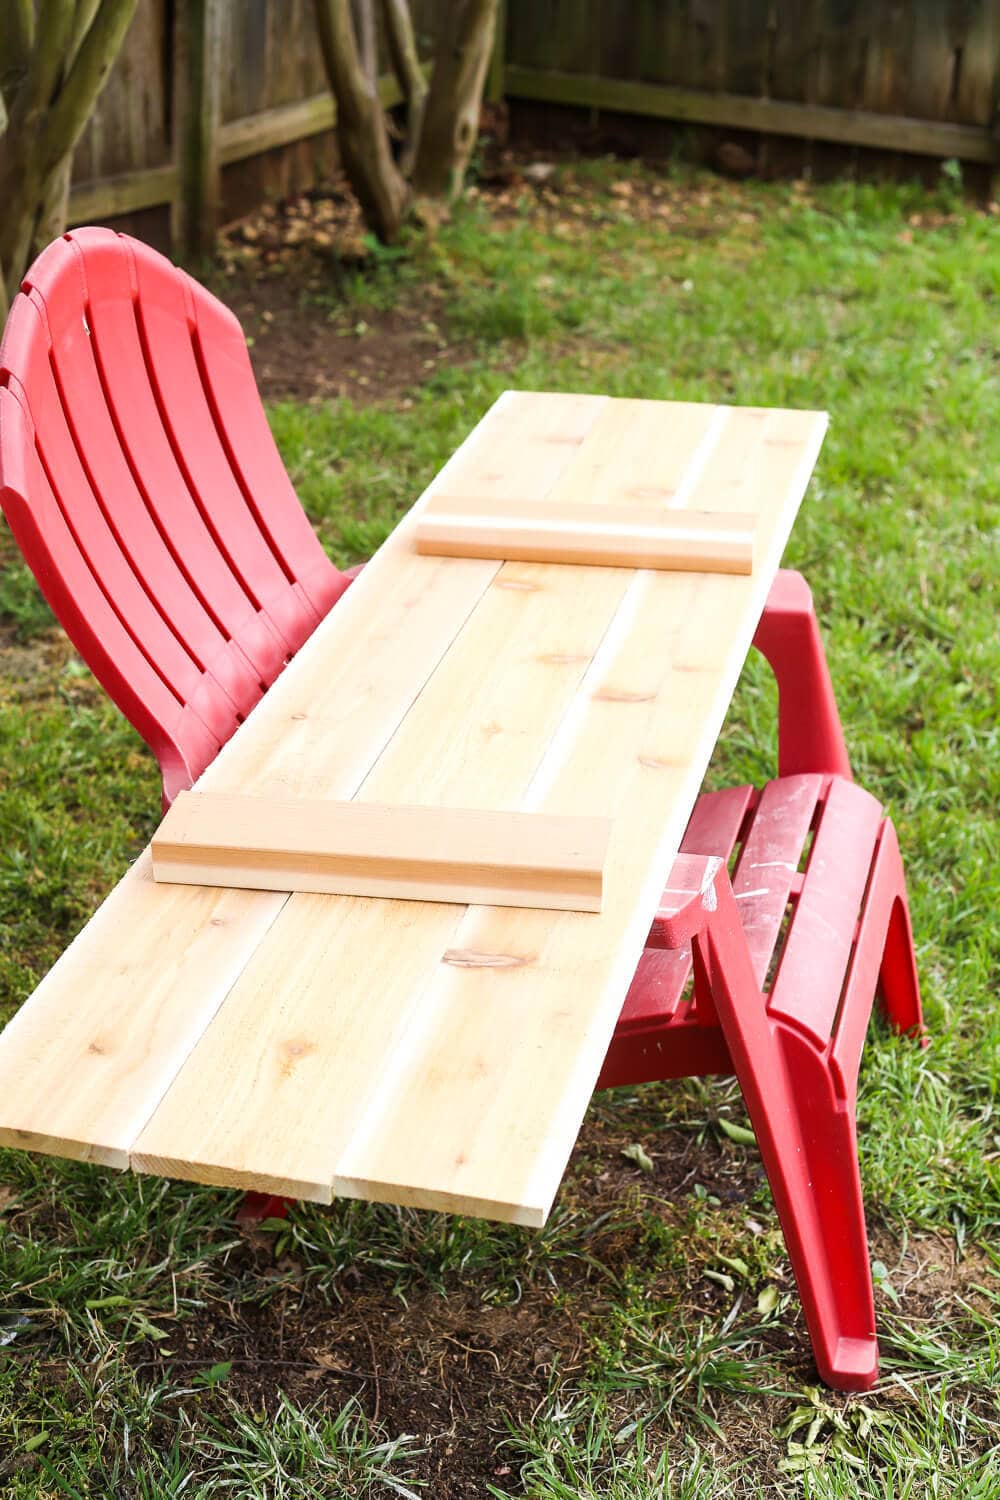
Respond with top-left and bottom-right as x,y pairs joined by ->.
63,0 -> 1000,253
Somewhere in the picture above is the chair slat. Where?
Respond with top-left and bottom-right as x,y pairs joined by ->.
731,773 -> 823,988
0,385 -> 221,780
618,784 -> 754,1028
126,237 -> 320,654
2,299 -> 222,720
769,778 -> 883,1047
185,277 -> 345,622
38,231 -> 289,692
9,252 -> 240,692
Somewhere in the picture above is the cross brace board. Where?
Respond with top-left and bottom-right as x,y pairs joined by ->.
152,792 -> 610,911
415,497 -> 756,573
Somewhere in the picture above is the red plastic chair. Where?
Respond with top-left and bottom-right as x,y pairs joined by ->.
0,226 -> 353,810
1,231 -> 923,1393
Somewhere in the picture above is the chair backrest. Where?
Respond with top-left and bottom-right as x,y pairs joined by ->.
0,227 -> 349,805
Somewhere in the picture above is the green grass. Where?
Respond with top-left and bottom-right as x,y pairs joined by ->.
1,162 -> 998,1496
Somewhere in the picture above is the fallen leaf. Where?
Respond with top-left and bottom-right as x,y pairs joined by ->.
757,1284 -> 780,1316
621,1142 -> 654,1173
717,1117 -> 756,1147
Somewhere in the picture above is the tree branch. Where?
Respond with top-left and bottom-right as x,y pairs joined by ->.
412,0 -> 497,199
8,0 -> 76,133
313,0 -> 410,240
379,0 -> 427,175
37,0 -> 136,185
0,0 -> 36,86
351,0 -> 377,83
68,0 -> 104,71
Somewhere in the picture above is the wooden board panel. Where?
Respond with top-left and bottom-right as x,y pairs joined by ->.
0,392 -> 827,1226
153,792 -> 610,912
128,398 -> 725,1201
0,393 -> 607,1164
331,407 -> 826,1225
130,398 -> 825,1217
415,498 -> 756,574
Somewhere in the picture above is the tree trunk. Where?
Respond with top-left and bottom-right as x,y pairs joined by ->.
379,0 -> 426,176
412,0 -> 497,200
0,0 -> 137,312
313,0 -> 410,242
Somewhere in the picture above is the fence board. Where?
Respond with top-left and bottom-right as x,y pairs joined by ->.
64,1 -> 1000,248
73,0 -> 170,183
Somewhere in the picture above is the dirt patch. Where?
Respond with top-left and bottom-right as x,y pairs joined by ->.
212,187 -> 468,406
138,1273 -> 582,1497
219,263 -> 457,406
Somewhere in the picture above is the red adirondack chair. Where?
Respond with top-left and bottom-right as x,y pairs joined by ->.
0,229 -> 923,1391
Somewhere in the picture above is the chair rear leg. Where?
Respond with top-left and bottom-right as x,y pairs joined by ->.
873,826 -> 925,1041
697,884 -> 878,1390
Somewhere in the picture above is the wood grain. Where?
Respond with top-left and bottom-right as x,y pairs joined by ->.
0,392 -> 827,1224
415,498 -> 756,573
152,791 -> 610,912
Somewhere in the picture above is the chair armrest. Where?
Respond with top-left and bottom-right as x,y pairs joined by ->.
752,569 -> 852,780
649,853 -> 727,948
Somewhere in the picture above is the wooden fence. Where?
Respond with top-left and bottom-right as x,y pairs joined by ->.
67,0 -> 1000,251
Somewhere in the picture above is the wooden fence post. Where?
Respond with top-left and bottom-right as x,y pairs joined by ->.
172,0 -> 222,260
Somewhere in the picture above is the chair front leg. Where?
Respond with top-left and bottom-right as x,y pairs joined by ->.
659,854 -> 879,1391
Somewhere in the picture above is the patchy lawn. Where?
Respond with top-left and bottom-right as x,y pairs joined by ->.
1,160 -> 998,1497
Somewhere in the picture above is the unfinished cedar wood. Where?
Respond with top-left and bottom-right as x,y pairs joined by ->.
415,497 -> 756,573
0,393 -> 827,1225
152,791 -> 610,911
68,2 -> 1000,244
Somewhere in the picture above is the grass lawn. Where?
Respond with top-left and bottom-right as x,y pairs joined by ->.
0,160 -> 997,1497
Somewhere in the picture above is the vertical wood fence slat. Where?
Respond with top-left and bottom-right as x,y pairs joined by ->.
172,0 -> 223,259
65,1 -> 1000,245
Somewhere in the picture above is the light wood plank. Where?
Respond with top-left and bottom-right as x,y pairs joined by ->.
0,392 -> 826,1224
152,792 -> 610,912
0,853 -> 284,1167
415,498 -> 756,573
127,399 -> 740,1201
333,407 -> 827,1224
0,393 -> 608,1165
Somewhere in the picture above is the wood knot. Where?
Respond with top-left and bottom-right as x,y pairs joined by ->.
279,1038 -> 317,1076
593,688 -> 655,703
442,949 -> 534,969
626,485 -> 674,501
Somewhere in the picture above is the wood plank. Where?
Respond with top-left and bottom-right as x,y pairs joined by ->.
217,75 -> 408,166
415,498 -> 756,574
331,407 -> 826,1226
503,65 -> 1000,162
171,0 -> 224,259
0,854 -> 284,1168
130,400 -> 825,1219
152,792 -> 610,912
0,393 -> 607,1168
68,164 -> 178,225
129,398 -> 726,1203
0,392 -> 826,1224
